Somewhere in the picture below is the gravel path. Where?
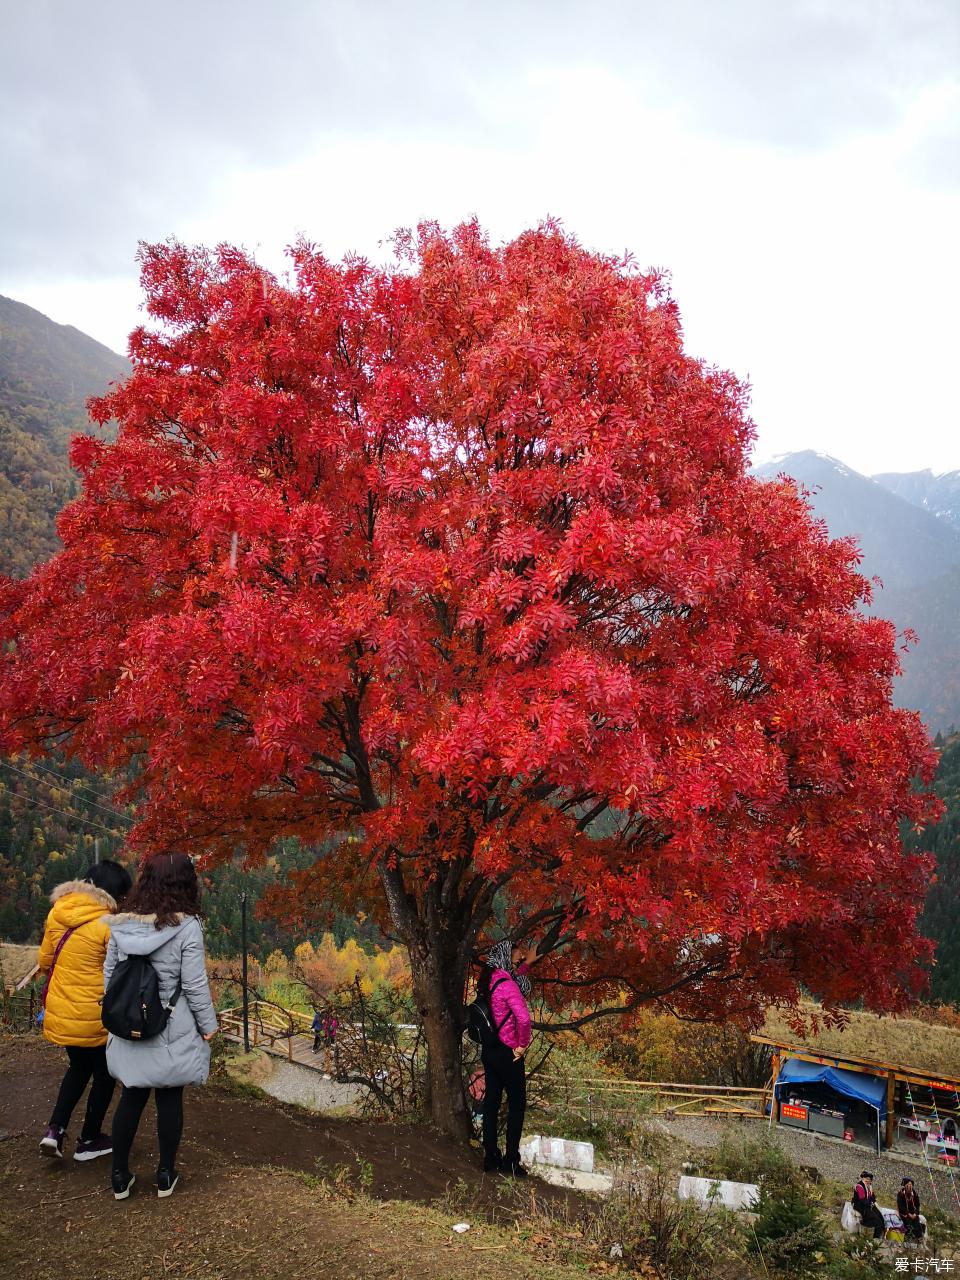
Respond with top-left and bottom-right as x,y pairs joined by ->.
652,1113 -> 960,1215
260,1059 -> 364,1113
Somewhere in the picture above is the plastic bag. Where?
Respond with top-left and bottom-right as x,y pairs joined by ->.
840,1202 -> 861,1233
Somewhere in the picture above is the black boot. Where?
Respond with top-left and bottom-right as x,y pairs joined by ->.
500,1154 -> 528,1178
482,1149 -> 502,1173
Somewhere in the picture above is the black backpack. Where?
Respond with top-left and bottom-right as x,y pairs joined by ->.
465,976 -> 510,1049
101,954 -> 182,1041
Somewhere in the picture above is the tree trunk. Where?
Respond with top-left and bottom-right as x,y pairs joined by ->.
408,938 -> 471,1141
377,856 -> 485,1142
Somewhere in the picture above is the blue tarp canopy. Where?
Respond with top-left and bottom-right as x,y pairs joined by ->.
775,1056 -> 887,1116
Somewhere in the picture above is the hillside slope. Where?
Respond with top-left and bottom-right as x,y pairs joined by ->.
754,451 -> 960,733
0,294 -> 128,577
874,468 -> 960,533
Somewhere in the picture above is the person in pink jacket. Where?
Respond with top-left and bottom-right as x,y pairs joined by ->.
479,938 -> 537,1176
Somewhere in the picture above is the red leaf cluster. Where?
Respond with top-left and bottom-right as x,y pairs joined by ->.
0,220 -> 940,1027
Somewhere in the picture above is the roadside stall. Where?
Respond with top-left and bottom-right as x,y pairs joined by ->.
753,1027 -> 960,1158
772,1056 -> 886,1152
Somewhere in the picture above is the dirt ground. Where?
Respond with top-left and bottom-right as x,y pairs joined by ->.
0,1035 -> 590,1280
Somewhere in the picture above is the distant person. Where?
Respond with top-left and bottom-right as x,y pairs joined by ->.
897,1177 -> 925,1239
311,1009 -> 323,1054
104,853 -> 218,1201
37,862 -> 132,1161
851,1171 -> 885,1239
479,938 -> 537,1177
323,1009 -> 340,1075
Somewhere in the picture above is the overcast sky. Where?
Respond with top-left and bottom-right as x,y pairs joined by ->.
2,1 -> 958,474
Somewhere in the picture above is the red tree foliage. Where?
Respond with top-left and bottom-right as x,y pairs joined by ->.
0,221 -> 940,1136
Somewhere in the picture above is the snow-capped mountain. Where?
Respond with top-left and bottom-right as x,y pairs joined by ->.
872,468 -> 960,534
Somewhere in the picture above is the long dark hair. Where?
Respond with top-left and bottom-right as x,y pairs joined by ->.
122,852 -> 202,929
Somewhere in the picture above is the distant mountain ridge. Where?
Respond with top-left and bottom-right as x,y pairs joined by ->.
754,450 -> 960,734
753,450 -> 960,591
0,294 -> 128,577
872,468 -> 960,533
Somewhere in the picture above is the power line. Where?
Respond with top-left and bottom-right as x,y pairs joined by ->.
8,752 -> 135,824
0,780 -> 127,840
0,759 -> 133,826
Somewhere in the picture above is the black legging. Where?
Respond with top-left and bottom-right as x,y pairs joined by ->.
481,1043 -> 526,1162
111,1085 -> 184,1175
49,1045 -> 116,1140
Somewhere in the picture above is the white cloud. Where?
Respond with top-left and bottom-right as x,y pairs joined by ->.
3,3 -> 958,475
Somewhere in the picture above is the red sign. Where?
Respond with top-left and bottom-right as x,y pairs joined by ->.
782,1104 -> 808,1120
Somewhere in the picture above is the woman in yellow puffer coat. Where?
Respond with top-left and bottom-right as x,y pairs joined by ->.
38,862 -> 132,1162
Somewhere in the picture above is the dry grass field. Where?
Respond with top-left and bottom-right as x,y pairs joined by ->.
761,1002 -> 960,1079
0,942 -> 39,991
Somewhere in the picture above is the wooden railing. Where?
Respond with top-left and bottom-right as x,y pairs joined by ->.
219,1000 -> 306,1061
216,1000 -> 770,1118
535,1074 -> 769,1117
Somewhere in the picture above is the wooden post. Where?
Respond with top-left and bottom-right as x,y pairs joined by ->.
772,1053 -> 781,1124
241,891 -> 250,1054
886,1071 -> 895,1149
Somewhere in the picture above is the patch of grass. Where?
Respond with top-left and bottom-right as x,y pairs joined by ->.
702,1129 -> 803,1194
214,1046 -> 275,1102
472,1163 -> 757,1279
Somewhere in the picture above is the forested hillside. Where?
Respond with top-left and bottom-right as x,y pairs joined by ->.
915,734 -> 960,1002
0,294 -> 128,576
0,752 -> 362,958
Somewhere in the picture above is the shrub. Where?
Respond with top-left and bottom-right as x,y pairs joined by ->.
749,1182 -> 830,1276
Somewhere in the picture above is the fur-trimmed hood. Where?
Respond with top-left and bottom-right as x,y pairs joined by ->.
109,911 -> 184,927
50,879 -> 117,912
108,912 -> 195,957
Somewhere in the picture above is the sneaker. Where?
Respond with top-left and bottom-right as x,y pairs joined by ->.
112,1170 -> 136,1200
74,1134 -> 112,1162
157,1168 -> 179,1198
39,1125 -> 65,1158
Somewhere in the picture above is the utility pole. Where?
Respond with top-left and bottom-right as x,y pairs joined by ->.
241,890 -> 250,1053
94,837 -> 100,865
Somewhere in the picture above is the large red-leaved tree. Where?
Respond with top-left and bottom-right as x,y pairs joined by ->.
0,222 -> 939,1138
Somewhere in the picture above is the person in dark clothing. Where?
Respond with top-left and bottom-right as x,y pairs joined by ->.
897,1177 -> 925,1239
478,939 -> 537,1177
852,1171 -> 885,1239
311,1010 -> 323,1053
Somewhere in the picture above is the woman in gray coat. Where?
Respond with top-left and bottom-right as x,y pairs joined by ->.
104,853 -> 218,1200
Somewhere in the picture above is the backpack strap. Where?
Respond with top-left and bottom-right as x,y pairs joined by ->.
164,979 -> 183,1014
489,975 -> 513,1034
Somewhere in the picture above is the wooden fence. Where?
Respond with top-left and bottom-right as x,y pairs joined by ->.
534,1073 -> 770,1118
